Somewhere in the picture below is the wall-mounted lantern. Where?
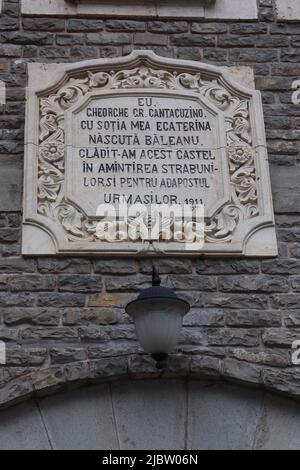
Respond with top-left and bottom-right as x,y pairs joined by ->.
125,265 -> 190,368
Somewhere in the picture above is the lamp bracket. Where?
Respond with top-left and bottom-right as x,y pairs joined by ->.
152,264 -> 161,287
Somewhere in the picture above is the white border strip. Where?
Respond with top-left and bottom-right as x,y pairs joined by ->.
21,0 -> 258,19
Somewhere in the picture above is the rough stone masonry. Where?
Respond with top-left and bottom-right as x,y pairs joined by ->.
1,0 -> 300,408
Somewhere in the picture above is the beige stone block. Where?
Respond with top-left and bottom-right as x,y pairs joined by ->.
205,0 -> 257,19
88,292 -> 135,308
223,66 -> 255,89
157,2 -> 204,18
22,0 -> 76,15
276,0 -> 300,21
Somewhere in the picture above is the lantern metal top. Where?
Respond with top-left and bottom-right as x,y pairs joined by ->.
125,264 -> 190,314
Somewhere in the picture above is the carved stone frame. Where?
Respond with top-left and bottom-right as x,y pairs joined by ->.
23,50 -> 277,257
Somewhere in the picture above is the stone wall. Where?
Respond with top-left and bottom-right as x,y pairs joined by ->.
1,0 -> 300,408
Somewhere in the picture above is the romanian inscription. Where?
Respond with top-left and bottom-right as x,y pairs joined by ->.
67,95 -> 222,215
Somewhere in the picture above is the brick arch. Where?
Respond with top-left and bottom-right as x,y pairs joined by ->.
1,354 -> 299,410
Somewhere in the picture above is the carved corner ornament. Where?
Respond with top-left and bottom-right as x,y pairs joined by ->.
23,50 -> 277,257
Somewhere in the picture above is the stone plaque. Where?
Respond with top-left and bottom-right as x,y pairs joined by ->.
23,50 -> 277,256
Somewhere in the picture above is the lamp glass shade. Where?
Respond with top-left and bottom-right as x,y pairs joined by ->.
126,297 -> 189,355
